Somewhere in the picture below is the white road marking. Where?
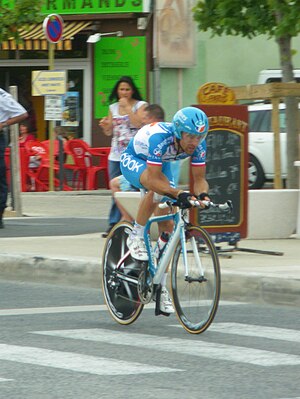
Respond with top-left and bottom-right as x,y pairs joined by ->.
0,344 -> 182,376
209,323 -> 300,343
0,300 -> 245,317
0,305 -> 104,316
0,377 -> 13,382
33,328 -> 300,367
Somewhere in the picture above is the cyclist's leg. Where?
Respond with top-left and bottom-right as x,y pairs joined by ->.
110,175 -> 135,222
151,162 -> 175,233
148,163 -> 176,314
108,160 -> 122,226
120,152 -> 153,260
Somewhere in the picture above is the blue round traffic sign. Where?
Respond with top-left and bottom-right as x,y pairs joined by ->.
43,14 -> 64,43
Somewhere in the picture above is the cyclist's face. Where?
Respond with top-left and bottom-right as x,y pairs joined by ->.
180,132 -> 202,154
117,82 -> 133,99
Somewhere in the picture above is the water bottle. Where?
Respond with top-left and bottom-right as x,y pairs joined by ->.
154,231 -> 171,259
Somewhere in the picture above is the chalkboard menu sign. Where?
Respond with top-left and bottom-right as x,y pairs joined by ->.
191,105 -> 248,238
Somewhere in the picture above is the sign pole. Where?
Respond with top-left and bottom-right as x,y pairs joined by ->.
43,13 -> 64,192
48,42 -> 55,191
9,86 -> 22,216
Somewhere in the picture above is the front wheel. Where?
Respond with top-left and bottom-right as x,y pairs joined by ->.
171,226 -> 221,334
101,221 -> 144,325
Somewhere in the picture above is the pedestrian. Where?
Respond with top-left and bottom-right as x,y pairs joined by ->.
18,120 -> 35,147
0,88 -> 28,228
99,76 -> 148,238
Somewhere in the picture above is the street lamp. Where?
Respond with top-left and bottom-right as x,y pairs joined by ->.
86,30 -> 123,43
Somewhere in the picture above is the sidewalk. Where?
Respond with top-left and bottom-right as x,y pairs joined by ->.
1,191 -> 299,307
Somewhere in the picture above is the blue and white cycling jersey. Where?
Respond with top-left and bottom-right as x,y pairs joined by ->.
120,122 -> 206,190
126,122 -> 206,166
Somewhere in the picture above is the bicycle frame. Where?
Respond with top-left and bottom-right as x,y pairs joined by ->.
143,207 -> 204,287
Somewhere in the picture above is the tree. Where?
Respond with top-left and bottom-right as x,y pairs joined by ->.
193,0 -> 300,189
0,0 -> 43,42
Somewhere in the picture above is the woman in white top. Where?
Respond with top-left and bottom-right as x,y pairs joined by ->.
99,76 -> 147,236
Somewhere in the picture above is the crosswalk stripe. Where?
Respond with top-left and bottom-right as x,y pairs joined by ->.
33,328 -> 300,367
0,344 -> 182,376
0,377 -> 13,382
0,305 -> 104,316
0,301 -> 246,317
208,323 -> 300,343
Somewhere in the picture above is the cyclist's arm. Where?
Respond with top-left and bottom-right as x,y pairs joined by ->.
191,165 -> 209,196
140,163 -> 182,199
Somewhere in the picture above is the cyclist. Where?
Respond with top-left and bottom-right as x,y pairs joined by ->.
109,104 -> 166,223
120,106 -> 210,314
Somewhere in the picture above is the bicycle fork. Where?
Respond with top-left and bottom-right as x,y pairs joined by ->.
186,234 -> 207,283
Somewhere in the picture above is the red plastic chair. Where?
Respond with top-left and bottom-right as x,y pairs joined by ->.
41,139 -> 60,157
64,139 -> 109,190
83,144 -> 110,190
25,140 -> 72,191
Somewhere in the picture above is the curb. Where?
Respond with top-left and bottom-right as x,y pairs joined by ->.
0,254 -> 101,288
0,254 -> 299,307
221,271 -> 300,307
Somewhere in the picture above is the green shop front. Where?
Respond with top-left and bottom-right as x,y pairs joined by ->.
0,0 -> 152,146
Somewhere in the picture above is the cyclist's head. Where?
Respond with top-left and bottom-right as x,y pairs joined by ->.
172,107 -> 209,142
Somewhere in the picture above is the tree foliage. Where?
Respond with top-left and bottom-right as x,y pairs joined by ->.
193,0 -> 300,39
0,0 -> 44,42
193,0 -> 300,188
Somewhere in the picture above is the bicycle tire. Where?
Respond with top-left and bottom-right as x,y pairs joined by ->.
101,221 -> 144,325
171,225 -> 221,334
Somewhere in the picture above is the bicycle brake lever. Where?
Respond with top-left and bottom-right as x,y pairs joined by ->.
158,201 -> 174,209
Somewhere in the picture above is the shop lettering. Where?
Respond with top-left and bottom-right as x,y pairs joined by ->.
208,115 -> 247,133
46,0 -> 141,10
197,82 -> 236,105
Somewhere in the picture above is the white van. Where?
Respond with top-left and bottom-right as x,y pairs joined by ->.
248,103 -> 288,189
257,69 -> 300,84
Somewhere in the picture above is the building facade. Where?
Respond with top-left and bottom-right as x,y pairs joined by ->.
1,0 -> 300,144
0,0 -> 152,146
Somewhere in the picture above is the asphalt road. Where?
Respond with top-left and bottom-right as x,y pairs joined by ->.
0,217 -> 108,237
0,280 -> 299,399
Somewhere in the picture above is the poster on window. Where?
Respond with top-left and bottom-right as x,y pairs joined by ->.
44,95 -> 63,121
62,91 -> 79,126
94,36 -> 147,118
156,0 -> 196,68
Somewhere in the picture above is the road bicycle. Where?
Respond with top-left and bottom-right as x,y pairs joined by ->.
101,198 -> 232,334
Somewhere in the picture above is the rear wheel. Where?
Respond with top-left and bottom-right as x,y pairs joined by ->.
101,221 -> 144,325
171,226 -> 220,334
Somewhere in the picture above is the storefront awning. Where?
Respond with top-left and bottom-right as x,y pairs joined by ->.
1,21 -> 92,51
